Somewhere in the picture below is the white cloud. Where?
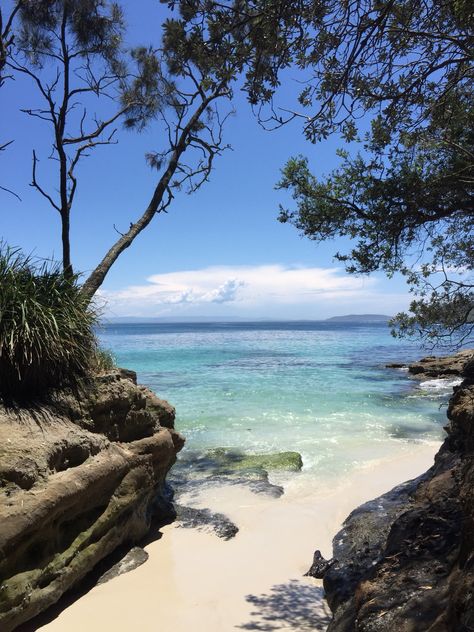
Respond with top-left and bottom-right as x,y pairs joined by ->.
200,278 -> 244,303
99,264 -> 409,318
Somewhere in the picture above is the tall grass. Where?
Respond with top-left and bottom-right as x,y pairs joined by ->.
0,246 -> 98,402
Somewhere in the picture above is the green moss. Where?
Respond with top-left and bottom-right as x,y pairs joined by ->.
205,448 -> 303,473
0,569 -> 41,612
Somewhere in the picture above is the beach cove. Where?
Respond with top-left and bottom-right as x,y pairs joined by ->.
33,320 -> 457,630
38,442 -> 439,631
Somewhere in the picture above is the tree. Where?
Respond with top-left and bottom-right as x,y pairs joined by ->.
60,0 -> 317,300
277,90 -> 473,348
7,0 -> 163,277
141,0 -> 473,347
244,0 -> 473,349
0,2 -> 21,85
6,0 -> 289,298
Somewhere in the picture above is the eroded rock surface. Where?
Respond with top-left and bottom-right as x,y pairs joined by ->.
387,349 -> 473,378
0,370 -> 184,632
323,351 -> 474,632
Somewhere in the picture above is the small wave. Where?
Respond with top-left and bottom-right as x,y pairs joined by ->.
419,377 -> 463,392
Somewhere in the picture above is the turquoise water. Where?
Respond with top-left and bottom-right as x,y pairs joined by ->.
98,322 -> 455,479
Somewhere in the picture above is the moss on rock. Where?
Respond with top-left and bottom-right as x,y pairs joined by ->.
205,448 -> 303,472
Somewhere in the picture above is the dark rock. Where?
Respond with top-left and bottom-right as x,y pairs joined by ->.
175,504 -> 239,540
117,367 -> 137,384
320,362 -> 474,632
97,547 -> 149,585
462,358 -> 474,379
305,550 -> 334,579
248,479 -> 284,498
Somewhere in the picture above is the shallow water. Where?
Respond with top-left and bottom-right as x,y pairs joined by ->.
98,321 -> 454,484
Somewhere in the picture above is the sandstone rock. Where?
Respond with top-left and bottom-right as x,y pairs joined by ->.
0,370 -> 183,632
391,350 -> 473,378
386,350 -> 474,379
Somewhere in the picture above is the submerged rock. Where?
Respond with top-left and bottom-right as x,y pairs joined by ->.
321,351 -> 474,631
204,447 -> 303,472
169,447 -> 303,500
0,370 -> 184,632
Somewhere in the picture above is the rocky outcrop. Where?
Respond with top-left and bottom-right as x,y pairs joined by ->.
387,349 -> 473,378
321,351 -> 474,631
0,369 -> 184,632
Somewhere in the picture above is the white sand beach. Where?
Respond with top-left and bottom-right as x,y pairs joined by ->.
39,442 -> 440,632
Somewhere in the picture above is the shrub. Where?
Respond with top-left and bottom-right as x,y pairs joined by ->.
0,246 -> 98,402
93,348 -> 116,373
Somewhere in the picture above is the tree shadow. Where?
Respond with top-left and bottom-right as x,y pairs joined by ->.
237,579 -> 332,631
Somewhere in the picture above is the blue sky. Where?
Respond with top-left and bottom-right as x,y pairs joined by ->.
1,1 -> 411,319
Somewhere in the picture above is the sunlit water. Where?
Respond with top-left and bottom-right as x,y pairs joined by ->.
98,322 -> 456,485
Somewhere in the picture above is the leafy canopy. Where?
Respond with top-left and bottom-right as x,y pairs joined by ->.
257,0 -> 474,348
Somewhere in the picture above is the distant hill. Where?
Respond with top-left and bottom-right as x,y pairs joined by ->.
325,314 -> 392,323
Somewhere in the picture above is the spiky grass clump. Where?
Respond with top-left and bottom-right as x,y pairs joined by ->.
93,348 -> 116,373
0,246 -> 98,402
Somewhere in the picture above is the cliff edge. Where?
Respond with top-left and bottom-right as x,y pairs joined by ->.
318,351 -> 474,631
0,369 -> 184,632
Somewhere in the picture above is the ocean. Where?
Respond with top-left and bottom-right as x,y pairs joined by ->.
98,321 -> 456,485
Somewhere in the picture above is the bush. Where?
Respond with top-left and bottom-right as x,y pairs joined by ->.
0,246 -> 98,402
93,348 -> 116,373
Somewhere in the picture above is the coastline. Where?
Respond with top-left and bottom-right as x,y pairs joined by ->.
38,441 -> 439,632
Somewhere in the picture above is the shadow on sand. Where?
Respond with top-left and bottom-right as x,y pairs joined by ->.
237,580 -> 332,631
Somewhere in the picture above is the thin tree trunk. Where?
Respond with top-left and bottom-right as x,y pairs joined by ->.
61,211 -> 73,277
81,93 -> 218,301
58,5 -> 72,277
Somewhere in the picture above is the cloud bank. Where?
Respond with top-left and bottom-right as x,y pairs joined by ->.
99,264 -> 409,318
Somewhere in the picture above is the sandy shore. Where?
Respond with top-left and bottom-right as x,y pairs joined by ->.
39,441 -> 440,632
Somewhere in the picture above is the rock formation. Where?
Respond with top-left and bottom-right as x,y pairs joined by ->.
0,369 -> 184,632
386,349 -> 472,378
321,352 -> 474,631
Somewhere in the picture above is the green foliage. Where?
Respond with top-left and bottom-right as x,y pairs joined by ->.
0,246 -> 98,402
266,0 -> 474,349
278,94 -> 474,348
18,0 -> 125,68
92,347 -> 116,373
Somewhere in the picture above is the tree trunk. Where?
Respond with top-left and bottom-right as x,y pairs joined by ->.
61,210 -> 73,278
80,92 -> 218,301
